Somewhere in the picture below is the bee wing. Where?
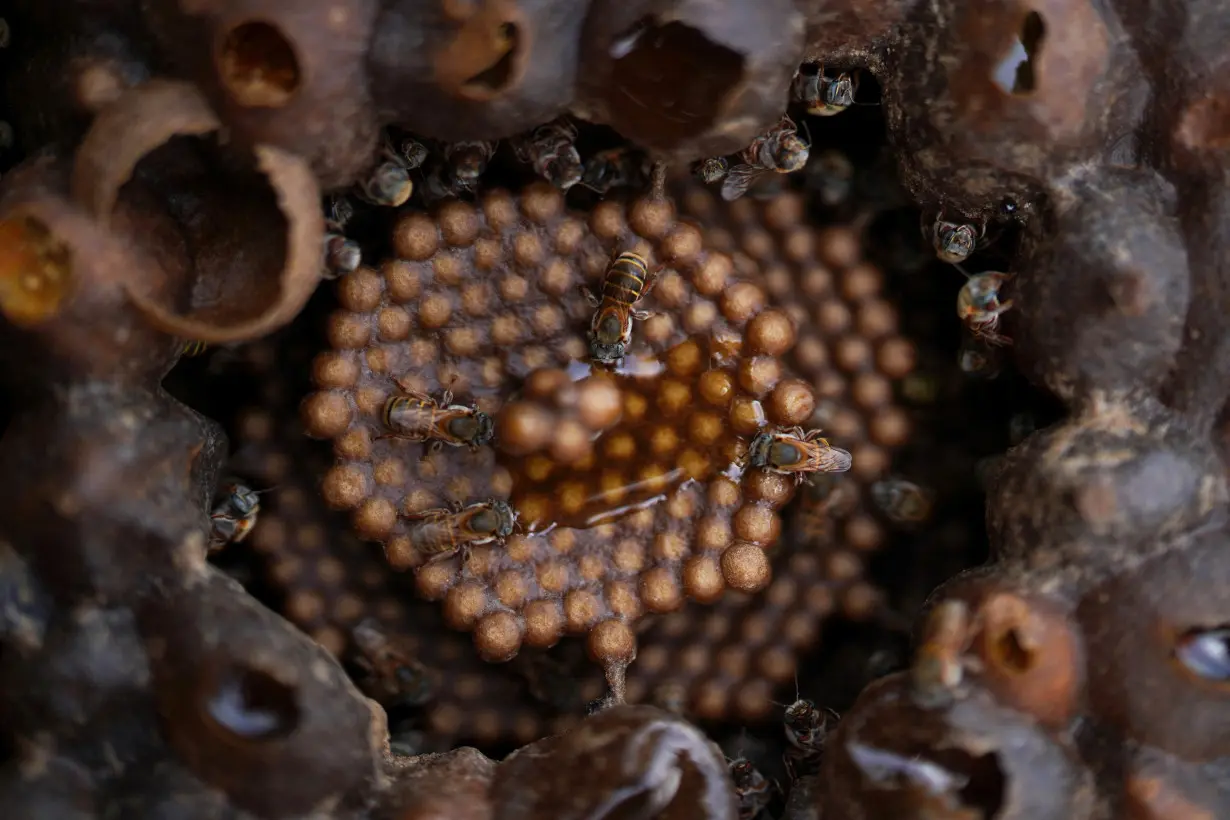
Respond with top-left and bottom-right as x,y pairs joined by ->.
720,165 -> 763,201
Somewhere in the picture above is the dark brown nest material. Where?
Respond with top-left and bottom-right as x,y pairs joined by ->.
6,0 -> 1230,814
795,0 -> 1230,814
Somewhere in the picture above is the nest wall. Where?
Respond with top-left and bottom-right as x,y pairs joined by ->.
2,0 -> 1229,818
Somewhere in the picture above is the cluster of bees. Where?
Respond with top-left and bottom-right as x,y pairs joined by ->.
729,689 -> 841,819
318,120 -> 651,281
691,63 -> 869,202
925,210 -> 1018,376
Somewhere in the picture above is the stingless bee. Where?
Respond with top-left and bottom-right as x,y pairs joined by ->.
355,132 -> 429,208
957,270 -> 1014,346
380,380 -> 494,452
444,140 -> 498,188
208,480 -> 263,552
773,673 -> 840,781
403,498 -> 518,564
926,210 -> 987,264
386,133 -> 429,172
745,427 -> 853,482
719,116 -> 810,201
691,156 -> 730,185
792,64 -> 861,116
583,250 -> 659,364
580,147 -> 650,195
511,119 -> 583,190
870,478 -> 935,525
783,700 -> 840,781
350,619 -> 438,709
358,158 -> 414,208
729,757 -> 775,820
322,194 -> 362,279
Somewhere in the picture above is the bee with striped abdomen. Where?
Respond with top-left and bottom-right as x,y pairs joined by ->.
583,250 -> 658,364
403,499 -> 518,564
381,381 -> 494,452
745,427 -> 853,482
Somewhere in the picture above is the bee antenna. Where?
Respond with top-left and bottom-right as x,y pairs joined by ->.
953,262 -> 974,279
799,118 -> 813,149
254,485 -> 280,495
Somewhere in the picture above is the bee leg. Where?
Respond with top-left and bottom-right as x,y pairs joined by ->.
423,548 -> 457,567
783,425 -> 807,438
630,309 -> 652,322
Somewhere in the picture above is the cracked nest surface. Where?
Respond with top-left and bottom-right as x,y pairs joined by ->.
301,181 -> 858,668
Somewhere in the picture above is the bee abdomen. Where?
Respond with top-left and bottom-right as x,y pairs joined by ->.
384,398 -> 437,436
602,254 -> 649,304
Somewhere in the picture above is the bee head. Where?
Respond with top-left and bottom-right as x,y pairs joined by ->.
746,433 -> 774,467
473,411 -> 495,446
589,340 -> 626,363
491,501 -> 517,538
447,412 -> 493,445
778,137 -> 809,173
785,698 -> 816,724
938,225 -> 975,262
230,485 -> 261,516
